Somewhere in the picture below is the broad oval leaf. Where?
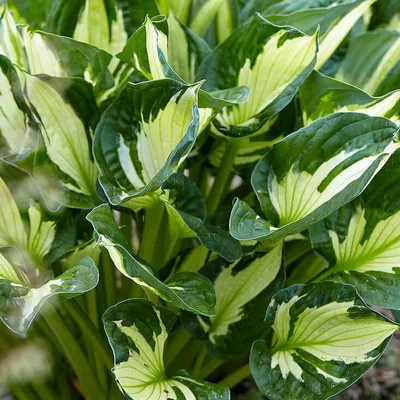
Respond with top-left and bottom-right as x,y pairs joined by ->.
300,70 -> 400,125
183,242 -> 284,360
196,14 -> 318,137
230,113 -> 399,241
24,73 -> 99,208
310,149 -> 400,309
251,282 -> 398,400
95,79 -> 201,205
263,0 -> 376,70
336,29 -> 400,96
103,299 -> 229,400
0,256 -> 98,335
87,204 -> 216,316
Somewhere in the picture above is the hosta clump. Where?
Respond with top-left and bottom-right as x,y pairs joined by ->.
0,1 -> 399,400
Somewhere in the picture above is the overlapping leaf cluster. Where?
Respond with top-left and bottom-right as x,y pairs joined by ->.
0,0 -> 399,399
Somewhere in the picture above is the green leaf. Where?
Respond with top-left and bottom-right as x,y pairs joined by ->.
87,204 -> 216,316
230,113 -> 399,241
0,256 -> 98,335
183,242 -> 284,360
250,282 -> 398,400
24,73 -> 99,208
300,70 -> 400,125
103,299 -> 230,400
310,149 -> 400,309
94,79 -> 201,205
160,173 -> 242,262
196,14 -> 318,137
263,0 -> 377,70
336,29 -> 400,95
5,0 -> 52,29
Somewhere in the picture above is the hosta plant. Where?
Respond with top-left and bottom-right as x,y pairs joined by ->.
0,0 -> 399,399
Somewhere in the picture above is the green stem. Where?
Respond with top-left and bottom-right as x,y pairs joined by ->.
207,138 -> 241,215
197,359 -> 224,380
120,212 -> 133,252
101,251 -> 116,307
165,326 -> 192,367
139,201 -> 165,267
42,303 -> 106,400
11,386 -> 36,400
218,363 -> 250,388
32,383 -> 57,400
63,300 -> 112,368
192,346 -> 208,378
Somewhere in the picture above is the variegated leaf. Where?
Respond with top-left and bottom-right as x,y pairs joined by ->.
310,149 -> 400,309
103,299 -> 229,400
183,242 -> 284,360
24,73 -> 99,208
0,54 -> 36,157
336,29 -> 400,96
117,15 -> 249,129
251,282 -> 398,400
94,79 -> 201,205
87,204 -> 216,316
230,113 -> 399,241
0,256 -> 98,335
300,70 -> 400,125
263,0 -> 377,70
0,175 -> 27,249
196,14 -> 317,137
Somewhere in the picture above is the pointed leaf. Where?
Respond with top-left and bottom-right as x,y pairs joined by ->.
87,204 -> 216,316
263,0 -> 377,70
24,73 -> 99,208
230,113 -> 399,241
310,149 -> 400,309
250,282 -> 398,400
336,29 -> 400,95
183,243 -> 284,360
196,14 -> 318,137
103,299 -> 229,400
94,79 -> 201,205
300,70 -> 400,125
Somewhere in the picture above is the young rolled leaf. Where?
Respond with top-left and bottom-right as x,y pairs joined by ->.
300,70 -> 400,125
251,282 -> 399,400
183,242 -> 284,360
196,14 -> 318,137
336,29 -> 400,95
87,204 -> 216,316
263,0 -> 376,70
103,299 -> 229,400
0,256 -> 98,335
230,113 -> 399,241
24,73 -> 99,208
117,15 -> 250,127
310,149 -> 400,309
94,78 -> 201,205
